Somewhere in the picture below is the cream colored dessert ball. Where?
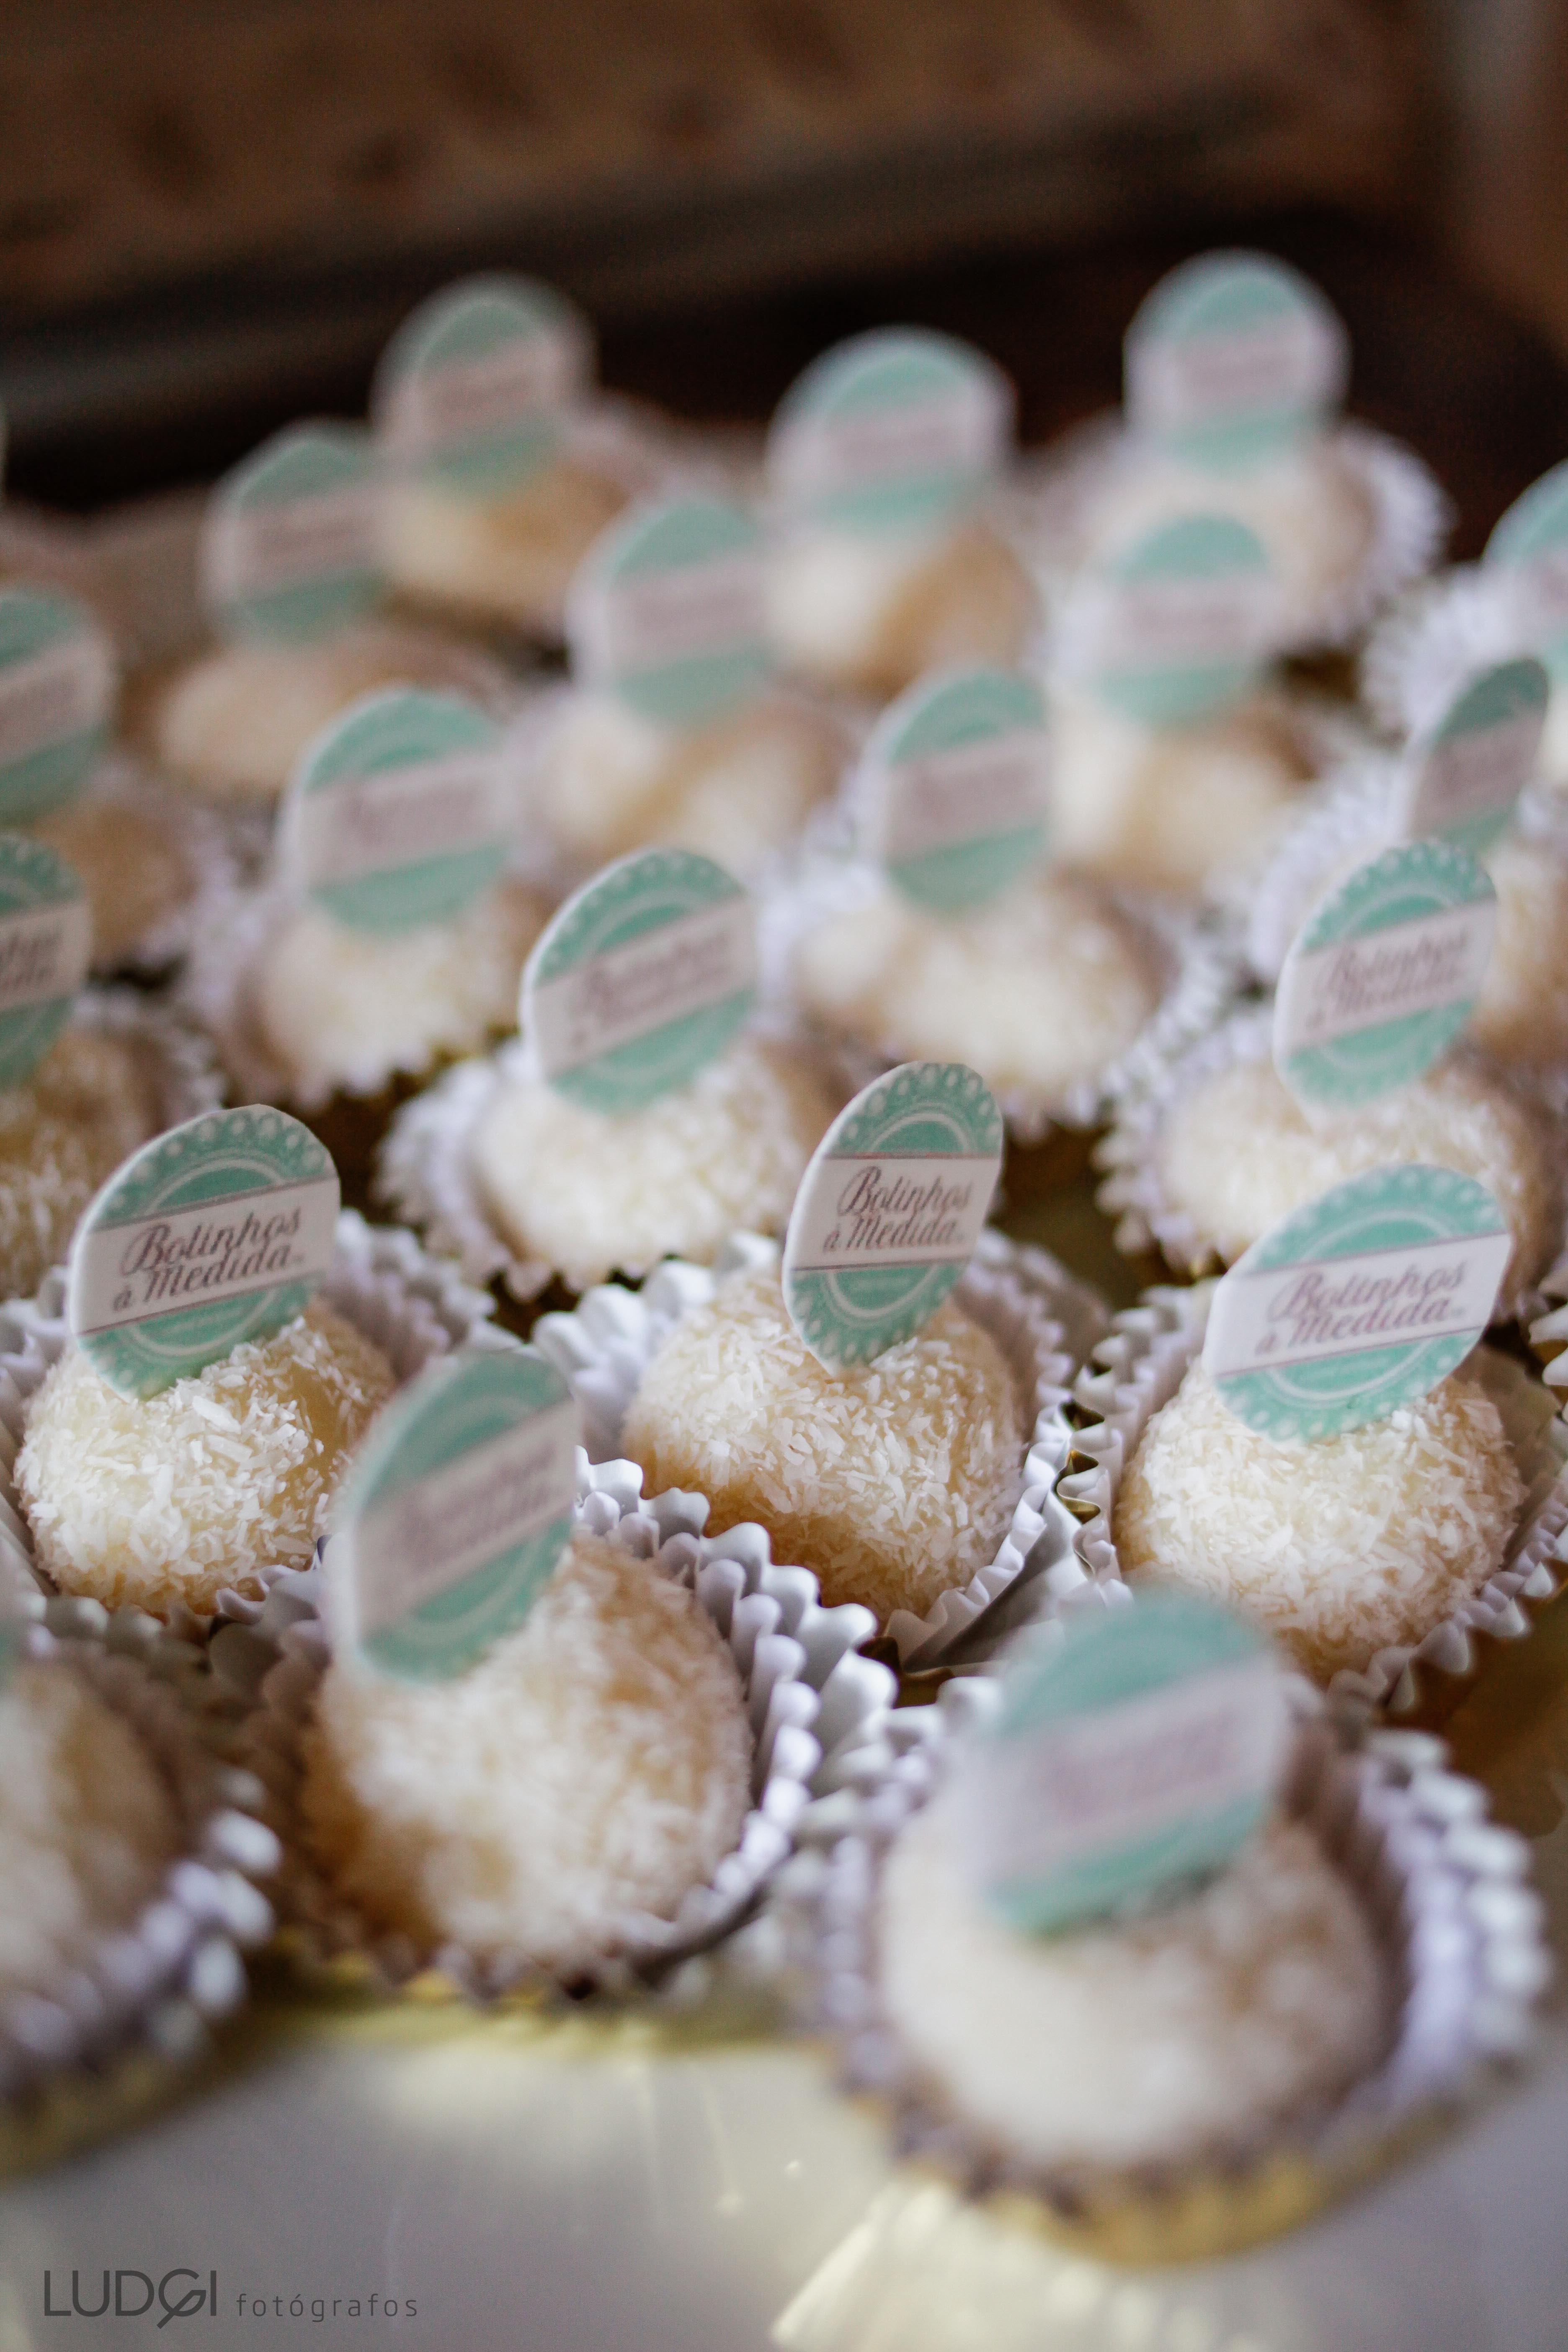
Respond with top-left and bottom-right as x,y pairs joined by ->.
18,1301 -> 397,1618
767,521 -> 1036,700
795,868 -> 1159,1117
253,881 -> 547,1104
299,1527 -> 752,1973
1157,1050 -> 1559,1311
1113,1361 -> 1522,1683
470,1035 -> 833,1290
1470,831 -> 1568,1072
35,799 -> 192,965
879,1792 -> 1386,2173
624,1263 -> 1022,1620
152,623 -> 504,803
0,1658 -> 181,1999
533,692 -> 844,873
0,1026 -> 155,1303
382,458 -> 631,635
1048,688 -> 1315,896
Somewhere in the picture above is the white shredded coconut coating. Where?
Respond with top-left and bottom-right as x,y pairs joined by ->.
879,1792 -> 1388,2172
381,459 -> 631,632
796,867 -> 1159,1113
1158,1052 -> 1559,1305
299,1527 -> 752,1971
18,1302 -> 397,1618
535,691 -> 843,871
471,1035 -> 833,1289
35,799 -> 191,963
254,882 -> 547,1099
0,1658 -> 180,1998
0,1027 -> 155,1303
1112,1361 -> 1523,1682
1471,832 -> 1568,1071
1049,687 -> 1314,895
624,1264 -> 1023,1618
767,521 -> 1035,699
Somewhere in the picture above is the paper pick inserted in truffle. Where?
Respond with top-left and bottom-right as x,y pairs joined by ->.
0,585 -> 116,824
67,1106 -> 341,1400
566,493 -> 771,732
200,422 -> 382,646
0,833 -> 92,1090
373,271 -> 591,498
1202,1161 -> 1511,1442
855,665 -> 1049,914
521,846 -> 757,1114
1273,837 -> 1496,1117
280,685 -> 511,933
1486,459 -> 1568,681
956,1592 -> 1294,1936
781,1058 -> 1003,1371
1124,250 -> 1349,470
324,1341 -> 579,1681
1393,656 -> 1548,859
1056,513 -> 1279,728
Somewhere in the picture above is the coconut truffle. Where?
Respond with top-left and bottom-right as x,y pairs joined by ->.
1157,1050 -> 1560,1311
533,692 -> 844,874
18,1300 -> 397,1618
1048,687 -> 1315,896
624,1263 -> 1023,1619
1469,831 -> 1568,1073
1112,1361 -> 1523,1682
298,1527 -> 752,1973
35,798 -> 193,967
879,1790 -> 1387,2173
767,521 -> 1036,701
0,1658 -> 181,1999
253,882 -> 547,1104
381,456 -> 632,636
470,1035 -> 834,1291
795,867 -> 1160,1117
0,1026 -> 156,1303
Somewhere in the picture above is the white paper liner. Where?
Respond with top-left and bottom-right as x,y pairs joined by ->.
70,980 -> 226,1133
0,1598 -> 280,2112
785,1672 -> 1548,2238
1361,565 -> 1532,740
0,1209 -> 500,1627
1049,1281 -> 1568,1716
1094,1001 -> 1568,1324
205,1455 -> 897,1999
528,1228 -> 1107,1669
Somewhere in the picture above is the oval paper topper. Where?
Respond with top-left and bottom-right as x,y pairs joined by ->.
374,272 -> 591,498
282,686 -> 509,932
522,847 -> 757,1114
201,423 -> 381,645
0,835 -> 92,1091
1274,837 -> 1495,1117
782,1060 -> 1003,1372
1486,460 -> 1568,679
1394,656 -> 1548,859
768,328 -> 1013,538
325,1342 -> 579,1682
1124,251 -> 1349,469
566,494 -> 770,732
1062,513 -> 1276,728
957,1594 -> 1293,1937
68,1107 -> 341,1401
0,587 -> 115,824
857,666 -> 1048,915
1202,1162 -> 1510,1443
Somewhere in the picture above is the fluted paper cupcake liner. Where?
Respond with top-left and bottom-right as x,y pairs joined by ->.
1050,1281 -> 1568,1718
77,980 -> 227,1127
206,1455 -> 897,2000
529,1229 -> 1106,1670
0,1209 -> 500,1628
43,753 -> 240,983
783,1673 -> 1547,2262
1361,565 -> 1533,740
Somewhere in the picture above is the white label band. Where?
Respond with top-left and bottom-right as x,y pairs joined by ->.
1203,1229 -> 1512,1379
1405,708 -> 1545,838
875,733 -> 1044,865
775,386 -> 1001,501
1083,574 -> 1273,667
204,484 -> 379,603
785,1152 -> 997,1273
382,340 -> 580,453
529,895 -> 756,1079
574,554 -> 767,678
72,1174 -> 342,1337
1276,901 -> 1495,1053
0,899 -> 93,1014
289,751 -> 508,889
0,638 -> 112,763
1132,315 -> 1337,432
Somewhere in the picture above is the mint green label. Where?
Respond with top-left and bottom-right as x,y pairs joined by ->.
1125,251 -> 1348,469
1072,514 -> 1274,726
0,835 -> 92,1090
860,667 -> 1047,913
781,1060 -> 1002,1371
374,274 -> 590,499
283,687 -> 508,933
523,847 -> 757,1113
67,1107 -> 341,1400
1486,461 -> 1568,683
1396,657 -> 1548,859
202,424 -> 381,645
1274,839 -> 1496,1115
567,495 -> 770,730
1203,1163 -> 1511,1441
0,588 -> 115,822
957,1595 -> 1291,1936
329,1344 -> 578,1682
768,329 -> 1011,538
